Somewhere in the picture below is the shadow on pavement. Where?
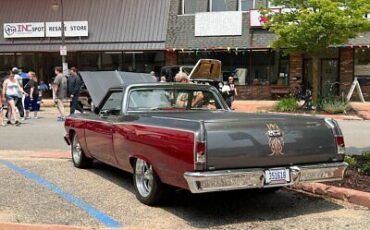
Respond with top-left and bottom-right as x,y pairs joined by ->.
88,161 -> 344,229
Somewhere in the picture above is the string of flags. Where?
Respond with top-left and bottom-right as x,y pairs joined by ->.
165,44 -> 370,55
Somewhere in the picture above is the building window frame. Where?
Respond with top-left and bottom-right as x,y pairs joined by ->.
238,0 -> 256,12
181,0 -> 210,15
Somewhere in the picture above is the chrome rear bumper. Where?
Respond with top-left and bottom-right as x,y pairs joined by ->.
184,162 -> 347,193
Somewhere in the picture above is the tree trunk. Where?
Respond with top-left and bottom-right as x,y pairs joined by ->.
311,56 -> 320,102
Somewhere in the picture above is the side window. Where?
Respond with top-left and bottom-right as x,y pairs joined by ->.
101,91 -> 123,116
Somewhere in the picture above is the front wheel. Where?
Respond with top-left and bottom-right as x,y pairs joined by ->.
133,158 -> 165,206
71,134 -> 93,168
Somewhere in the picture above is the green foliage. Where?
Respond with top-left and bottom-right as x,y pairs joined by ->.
360,163 -> 370,175
275,97 -> 298,112
362,151 -> 370,160
344,155 -> 358,169
265,0 -> 370,55
321,98 -> 350,114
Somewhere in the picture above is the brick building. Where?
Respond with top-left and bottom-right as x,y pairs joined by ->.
164,0 -> 370,101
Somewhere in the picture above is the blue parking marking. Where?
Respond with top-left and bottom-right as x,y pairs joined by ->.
0,159 -> 122,228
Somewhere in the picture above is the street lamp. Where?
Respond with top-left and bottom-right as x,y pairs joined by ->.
52,0 -> 67,75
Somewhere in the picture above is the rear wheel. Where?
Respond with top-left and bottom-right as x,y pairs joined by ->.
133,158 -> 165,206
71,134 -> 93,168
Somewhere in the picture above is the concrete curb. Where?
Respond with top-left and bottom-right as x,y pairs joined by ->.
293,183 -> 370,209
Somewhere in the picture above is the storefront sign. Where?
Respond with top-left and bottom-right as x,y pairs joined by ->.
46,21 -> 88,37
195,11 -> 242,36
250,9 -> 281,27
3,21 -> 88,38
3,22 -> 45,38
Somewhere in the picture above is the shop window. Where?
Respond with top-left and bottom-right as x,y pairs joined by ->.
16,53 -> 36,73
79,52 -> 101,71
273,53 -> 289,86
123,52 -> 164,75
240,0 -> 254,11
182,0 -> 209,14
254,0 -> 268,8
211,0 -> 238,12
0,53 -> 15,72
355,48 -> 370,85
102,52 -> 122,71
250,51 -> 273,85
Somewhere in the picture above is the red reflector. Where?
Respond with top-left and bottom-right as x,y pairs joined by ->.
197,142 -> 205,155
336,136 -> 345,147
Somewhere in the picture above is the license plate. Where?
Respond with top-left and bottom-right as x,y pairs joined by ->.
265,168 -> 290,185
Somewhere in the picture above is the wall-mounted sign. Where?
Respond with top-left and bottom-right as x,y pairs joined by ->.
3,22 -> 45,38
60,45 -> 67,56
3,21 -> 88,38
195,11 -> 242,37
46,21 -> 88,37
250,9 -> 281,27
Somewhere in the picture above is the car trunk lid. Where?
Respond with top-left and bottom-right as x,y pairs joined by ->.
203,116 -> 339,170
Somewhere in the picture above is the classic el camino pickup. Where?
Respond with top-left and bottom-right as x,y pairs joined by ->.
64,66 -> 347,206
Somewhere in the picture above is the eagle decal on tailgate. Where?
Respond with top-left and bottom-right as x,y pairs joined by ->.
266,123 -> 284,156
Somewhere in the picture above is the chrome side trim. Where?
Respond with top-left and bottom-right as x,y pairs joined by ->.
184,162 -> 348,193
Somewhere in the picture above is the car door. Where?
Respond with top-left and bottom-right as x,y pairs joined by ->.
85,91 -> 123,164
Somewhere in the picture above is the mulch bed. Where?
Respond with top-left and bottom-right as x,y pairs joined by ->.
326,169 -> 370,193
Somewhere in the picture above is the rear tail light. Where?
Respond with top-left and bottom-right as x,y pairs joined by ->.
196,142 -> 206,163
335,135 -> 345,154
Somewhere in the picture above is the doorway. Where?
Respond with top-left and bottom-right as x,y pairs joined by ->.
320,59 -> 339,97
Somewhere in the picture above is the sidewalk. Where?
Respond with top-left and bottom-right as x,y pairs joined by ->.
39,99 -> 369,120
233,100 -> 364,121
351,102 -> 370,120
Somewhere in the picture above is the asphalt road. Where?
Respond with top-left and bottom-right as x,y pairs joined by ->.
0,156 -> 369,229
0,112 -> 370,229
0,112 -> 369,155
338,120 -> 370,155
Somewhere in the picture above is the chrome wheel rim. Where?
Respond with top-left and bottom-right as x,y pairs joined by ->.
135,159 -> 154,198
72,135 -> 82,164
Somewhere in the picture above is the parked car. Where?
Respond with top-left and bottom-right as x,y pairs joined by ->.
64,69 -> 347,206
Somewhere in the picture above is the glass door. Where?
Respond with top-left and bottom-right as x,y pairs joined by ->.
321,59 -> 339,97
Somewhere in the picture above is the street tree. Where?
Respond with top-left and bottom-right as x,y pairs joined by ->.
265,0 -> 370,100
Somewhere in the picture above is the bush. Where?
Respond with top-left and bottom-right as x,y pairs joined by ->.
360,163 -> 370,175
321,98 -> 349,114
344,155 -> 357,169
362,151 -> 370,160
275,97 -> 298,112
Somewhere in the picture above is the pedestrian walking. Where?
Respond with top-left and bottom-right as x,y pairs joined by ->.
222,76 -> 238,108
24,71 -> 40,119
2,71 -> 27,125
0,86 -> 4,127
53,66 -> 68,121
68,67 -> 84,115
11,67 -> 25,120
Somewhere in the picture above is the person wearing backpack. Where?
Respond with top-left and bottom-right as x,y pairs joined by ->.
53,66 -> 68,121
68,67 -> 84,115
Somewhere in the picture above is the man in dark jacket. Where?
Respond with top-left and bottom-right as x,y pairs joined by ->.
68,67 -> 84,115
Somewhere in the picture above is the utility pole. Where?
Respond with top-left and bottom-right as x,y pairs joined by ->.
59,0 -> 68,75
